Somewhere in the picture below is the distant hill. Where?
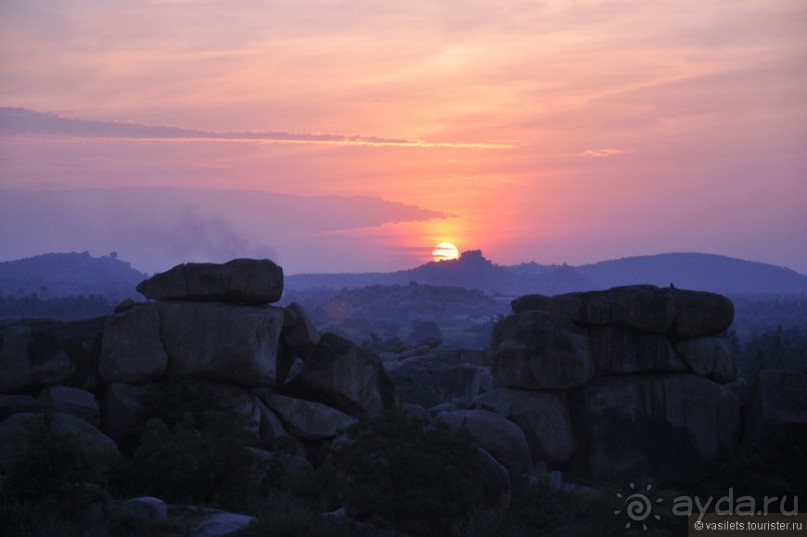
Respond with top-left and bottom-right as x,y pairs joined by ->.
577,253 -> 807,295
4,250 -> 806,303
0,251 -> 147,301
287,251 -> 807,296
286,250 -> 594,297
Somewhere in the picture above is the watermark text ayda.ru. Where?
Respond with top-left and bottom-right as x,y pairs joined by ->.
673,488 -> 799,521
615,482 -> 800,530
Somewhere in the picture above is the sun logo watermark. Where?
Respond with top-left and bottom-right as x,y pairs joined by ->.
614,482 -> 663,531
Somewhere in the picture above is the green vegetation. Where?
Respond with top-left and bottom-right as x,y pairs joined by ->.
1,412 -> 110,505
131,412 -> 260,507
334,409 -> 485,535
736,325 -> 807,381
0,293 -> 113,322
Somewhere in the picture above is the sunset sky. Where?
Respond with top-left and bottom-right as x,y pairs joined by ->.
1,0 -> 806,274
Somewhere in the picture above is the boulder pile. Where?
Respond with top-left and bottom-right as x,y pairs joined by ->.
0,258 -> 398,534
2,260 -> 804,528
490,285 -> 740,481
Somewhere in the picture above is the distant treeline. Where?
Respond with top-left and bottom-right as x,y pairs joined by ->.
736,325 -> 807,381
0,293 -> 114,322
730,293 -> 807,338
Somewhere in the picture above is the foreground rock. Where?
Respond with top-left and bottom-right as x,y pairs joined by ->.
492,311 -> 593,390
98,303 -> 168,384
385,352 -> 492,407
105,501 -> 254,537
99,301 -> 286,387
473,387 -> 576,467
674,336 -> 737,383
435,409 -> 533,477
159,302 -> 284,387
523,285 -> 734,338
38,385 -> 100,427
744,369 -> 807,440
0,325 -> 74,392
136,258 -> 283,304
259,393 -> 357,439
0,412 -> 119,463
567,374 -> 740,481
287,333 -> 398,415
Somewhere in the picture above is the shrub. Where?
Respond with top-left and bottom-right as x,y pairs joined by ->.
139,379 -> 228,429
0,413 -> 110,506
235,492 -> 352,537
132,410 -> 260,507
333,409 -> 485,535
282,462 -> 341,511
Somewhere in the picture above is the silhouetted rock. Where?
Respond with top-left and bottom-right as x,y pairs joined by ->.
385,353 -> 491,407
0,324 -> 74,392
105,497 -> 168,525
536,285 -> 733,338
136,258 -> 283,305
669,289 -> 735,338
98,303 -> 168,384
202,382 -> 262,435
674,336 -> 737,383
568,374 -> 740,481
473,387 -> 576,467
547,286 -> 678,333
288,332 -> 397,415
179,508 -> 255,537
100,382 -> 148,450
475,446 -> 512,509
0,412 -> 118,463
744,369 -> 807,440
259,393 -> 357,439
588,326 -> 688,374
159,301 -> 284,387
510,294 -> 551,314
38,385 -> 99,427
0,394 -> 51,422
281,302 -> 320,359
492,311 -> 594,390
436,409 -> 532,478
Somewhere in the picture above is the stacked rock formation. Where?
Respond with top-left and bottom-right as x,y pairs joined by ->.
3,262 -> 805,504
488,285 -> 741,482
101,258 -> 397,449
0,258 -> 399,533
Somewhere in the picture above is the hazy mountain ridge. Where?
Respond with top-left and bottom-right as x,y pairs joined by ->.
577,252 -> 807,294
287,250 -> 596,296
287,250 -> 807,296
0,251 -> 146,300
5,250 -> 806,302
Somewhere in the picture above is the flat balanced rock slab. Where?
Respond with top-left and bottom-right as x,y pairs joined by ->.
136,258 -> 283,305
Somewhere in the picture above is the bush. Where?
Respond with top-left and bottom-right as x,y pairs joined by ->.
333,409 -> 485,535
282,462 -> 341,511
235,493 -> 353,537
125,379 -> 267,507
132,410 -> 260,507
0,413 -> 110,506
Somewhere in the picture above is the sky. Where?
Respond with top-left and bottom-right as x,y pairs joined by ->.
1,0 -> 806,275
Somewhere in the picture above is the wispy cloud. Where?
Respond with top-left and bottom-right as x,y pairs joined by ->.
0,108 -> 510,149
578,148 -> 637,158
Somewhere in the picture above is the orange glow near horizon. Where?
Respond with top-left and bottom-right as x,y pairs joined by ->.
1,1 -> 805,274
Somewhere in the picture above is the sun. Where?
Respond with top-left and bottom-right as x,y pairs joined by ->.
432,242 -> 460,262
